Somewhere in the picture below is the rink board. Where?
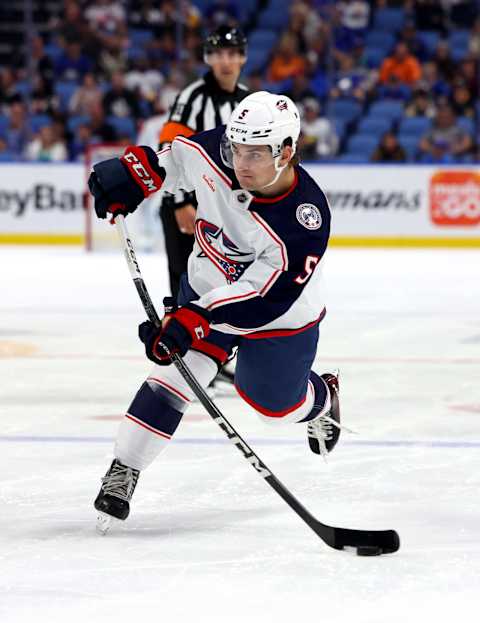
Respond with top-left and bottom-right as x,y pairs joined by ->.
0,162 -> 479,246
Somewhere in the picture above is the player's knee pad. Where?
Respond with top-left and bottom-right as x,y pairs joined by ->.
114,350 -> 217,470
149,349 -> 218,401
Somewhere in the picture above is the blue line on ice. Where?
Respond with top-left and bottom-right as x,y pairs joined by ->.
0,435 -> 479,448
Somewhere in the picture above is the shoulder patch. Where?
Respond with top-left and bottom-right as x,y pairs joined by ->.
296,203 -> 322,230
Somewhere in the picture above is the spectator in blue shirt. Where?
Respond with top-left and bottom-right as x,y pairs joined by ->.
399,21 -> 429,63
55,42 -> 93,82
69,124 -> 94,161
329,52 -> 375,102
419,62 -> 451,98
5,102 -> 30,159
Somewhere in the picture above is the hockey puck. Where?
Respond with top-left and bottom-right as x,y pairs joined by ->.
356,546 -> 382,556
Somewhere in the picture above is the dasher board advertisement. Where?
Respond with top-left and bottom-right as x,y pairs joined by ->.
0,163 -> 479,246
305,164 -> 480,247
0,163 -> 84,244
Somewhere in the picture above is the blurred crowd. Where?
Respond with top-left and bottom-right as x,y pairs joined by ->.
0,0 -> 479,164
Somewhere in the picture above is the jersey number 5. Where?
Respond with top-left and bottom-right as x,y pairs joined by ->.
294,255 -> 320,285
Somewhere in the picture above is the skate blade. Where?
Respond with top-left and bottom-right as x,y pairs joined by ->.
96,511 -> 117,535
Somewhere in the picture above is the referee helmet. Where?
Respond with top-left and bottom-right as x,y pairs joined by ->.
204,25 -> 247,57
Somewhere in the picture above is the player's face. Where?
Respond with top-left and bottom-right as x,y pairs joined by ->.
231,143 -> 277,190
207,48 -> 245,82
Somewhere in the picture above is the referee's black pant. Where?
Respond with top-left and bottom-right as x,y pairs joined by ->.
160,204 -> 194,299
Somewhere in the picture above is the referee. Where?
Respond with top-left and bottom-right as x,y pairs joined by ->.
158,25 -> 249,299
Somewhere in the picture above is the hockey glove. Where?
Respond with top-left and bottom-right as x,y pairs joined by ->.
88,145 -> 166,219
138,303 -> 211,365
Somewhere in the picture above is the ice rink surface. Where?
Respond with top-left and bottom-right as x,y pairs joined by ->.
1,245 -> 479,623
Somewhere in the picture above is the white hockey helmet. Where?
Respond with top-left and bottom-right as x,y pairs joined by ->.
225,91 -> 301,158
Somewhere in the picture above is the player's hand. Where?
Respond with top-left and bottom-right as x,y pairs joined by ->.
138,303 -> 211,365
88,145 -> 165,219
88,168 -> 137,220
174,203 -> 196,235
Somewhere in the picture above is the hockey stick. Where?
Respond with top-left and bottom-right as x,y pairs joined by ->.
114,214 -> 400,555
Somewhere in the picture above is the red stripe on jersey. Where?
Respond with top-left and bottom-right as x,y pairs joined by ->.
206,290 -> 258,310
175,137 -> 232,187
250,211 -> 288,296
243,310 -> 326,339
235,384 -> 308,418
251,170 -> 299,204
250,211 -> 288,270
125,413 -> 172,439
259,269 -> 281,296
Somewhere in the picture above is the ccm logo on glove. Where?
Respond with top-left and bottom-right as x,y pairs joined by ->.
88,145 -> 166,219
122,147 -> 163,196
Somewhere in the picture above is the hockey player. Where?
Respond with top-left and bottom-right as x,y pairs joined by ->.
159,25 -> 249,299
88,91 -> 341,531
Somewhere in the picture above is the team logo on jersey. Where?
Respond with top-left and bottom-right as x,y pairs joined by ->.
296,203 -> 322,230
196,219 -> 253,283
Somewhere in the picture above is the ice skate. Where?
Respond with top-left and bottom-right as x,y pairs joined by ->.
94,459 -> 140,534
206,364 -> 237,398
216,364 -> 235,385
308,372 -> 341,457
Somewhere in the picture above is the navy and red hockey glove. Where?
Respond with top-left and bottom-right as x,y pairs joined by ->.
138,303 -> 211,365
88,145 -> 165,220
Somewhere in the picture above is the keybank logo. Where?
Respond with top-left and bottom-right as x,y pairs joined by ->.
430,171 -> 480,226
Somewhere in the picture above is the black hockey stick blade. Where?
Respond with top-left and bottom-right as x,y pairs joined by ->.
317,523 -> 400,554
267,473 -> 400,555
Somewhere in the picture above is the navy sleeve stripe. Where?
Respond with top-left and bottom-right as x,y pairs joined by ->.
260,269 -> 282,295
251,211 -> 288,270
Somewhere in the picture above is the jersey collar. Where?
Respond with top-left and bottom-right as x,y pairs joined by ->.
250,169 -> 299,204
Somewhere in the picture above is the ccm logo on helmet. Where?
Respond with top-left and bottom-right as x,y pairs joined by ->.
231,127 -> 248,134
123,151 -> 158,193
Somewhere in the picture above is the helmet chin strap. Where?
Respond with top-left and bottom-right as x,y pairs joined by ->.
259,154 -> 288,190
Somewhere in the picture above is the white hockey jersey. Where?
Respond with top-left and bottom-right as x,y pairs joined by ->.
155,125 -> 331,337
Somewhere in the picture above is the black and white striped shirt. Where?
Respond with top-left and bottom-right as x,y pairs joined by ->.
159,70 -> 249,146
